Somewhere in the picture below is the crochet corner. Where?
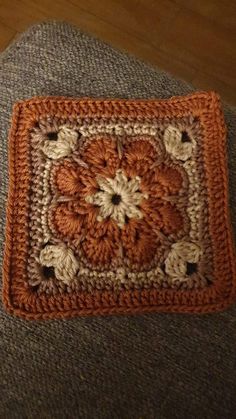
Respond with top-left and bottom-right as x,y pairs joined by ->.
3,93 -> 236,318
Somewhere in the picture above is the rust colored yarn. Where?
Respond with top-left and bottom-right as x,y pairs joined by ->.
2,92 -> 236,319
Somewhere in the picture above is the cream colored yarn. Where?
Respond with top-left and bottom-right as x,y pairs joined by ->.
41,126 -> 78,159
39,244 -> 79,284
79,122 -> 157,137
164,126 -> 196,161
165,241 -> 202,281
85,169 -> 148,228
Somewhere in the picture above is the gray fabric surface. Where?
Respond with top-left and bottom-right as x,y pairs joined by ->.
0,21 -> 236,419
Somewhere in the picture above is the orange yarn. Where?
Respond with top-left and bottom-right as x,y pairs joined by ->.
52,137 -> 183,267
2,92 -> 236,319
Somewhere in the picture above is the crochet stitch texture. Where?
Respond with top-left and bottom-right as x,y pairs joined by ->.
3,92 -> 236,319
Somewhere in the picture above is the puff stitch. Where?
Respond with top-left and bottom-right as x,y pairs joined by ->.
3,92 -> 236,319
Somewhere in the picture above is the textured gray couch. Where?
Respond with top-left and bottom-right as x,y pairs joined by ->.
0,22 -> 236,418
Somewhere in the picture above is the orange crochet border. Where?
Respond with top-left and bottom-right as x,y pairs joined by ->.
2,91 -> 236,319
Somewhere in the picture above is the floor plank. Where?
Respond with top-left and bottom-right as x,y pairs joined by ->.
0,0 -> 235,105
0,22 -> 17,50
172,0 -> 236,32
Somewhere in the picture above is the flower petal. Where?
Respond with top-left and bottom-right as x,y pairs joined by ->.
164,125 -> 196,161
54,162 -> 97,197
81,136 -> 119,176
140,197 -> 164,229
41,126 -> 78,159
54,162 -> 83,196
165,252 -> 187,278
40,244 -> 79,285
171,241 -> 202,263
121,219 -> 158,266
141,164 -> 183,197
158,203 -> 183,234
122,139 -> 157,177
52,203 -> 85,239
164,241 -> 202,282
141,198 -> 183,235
82,219 -> 120,266
153,165 -> 183,194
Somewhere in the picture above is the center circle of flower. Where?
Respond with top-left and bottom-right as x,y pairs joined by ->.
51,136 -> 184,268
85,169 -> 148,228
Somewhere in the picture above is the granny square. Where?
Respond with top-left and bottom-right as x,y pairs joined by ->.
3,92 -> 236,319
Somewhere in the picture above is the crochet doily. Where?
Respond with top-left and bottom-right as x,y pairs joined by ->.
3,92 -> 236,319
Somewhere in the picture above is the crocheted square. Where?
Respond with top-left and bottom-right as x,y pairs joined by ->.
3,92 -> 236,319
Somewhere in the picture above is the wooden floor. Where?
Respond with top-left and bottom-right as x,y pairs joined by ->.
0,0 -> 235,105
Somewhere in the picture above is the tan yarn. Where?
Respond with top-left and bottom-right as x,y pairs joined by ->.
3,92 -> 236,319
79,122 -> 158,137
85,169 -> 148,228
40,244 -> 79,285
165,241 -> 202,281
41,126 -> 78,159
164,125 -> 196,161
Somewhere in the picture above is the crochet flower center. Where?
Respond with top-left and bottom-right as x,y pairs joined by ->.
51,136 -> 185,269
85,169 -> 148,228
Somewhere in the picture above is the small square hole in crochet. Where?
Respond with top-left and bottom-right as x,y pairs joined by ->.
3,93 -> 236,319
